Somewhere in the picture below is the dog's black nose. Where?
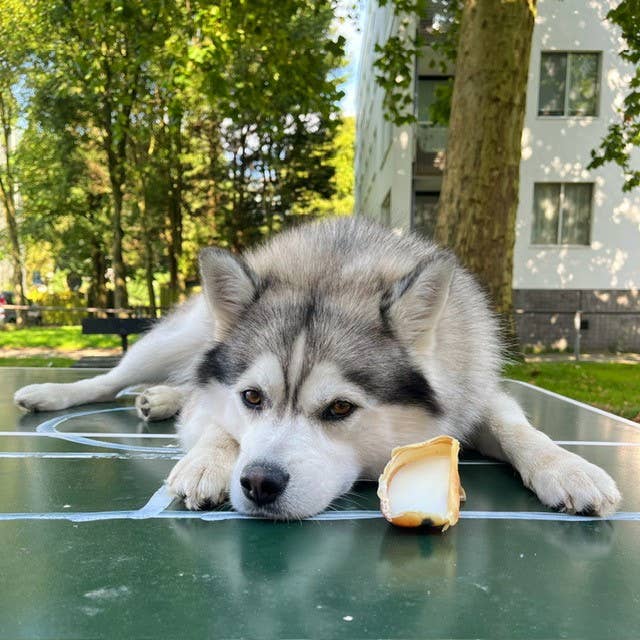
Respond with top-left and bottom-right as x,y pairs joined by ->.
240,463 -> 289,506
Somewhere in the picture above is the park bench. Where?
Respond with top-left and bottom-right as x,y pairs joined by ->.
81,316 -> 157,353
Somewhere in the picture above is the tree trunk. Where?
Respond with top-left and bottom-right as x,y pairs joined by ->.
435,0 -> 535,330
0,93 -> 26,325
136,198 -> 157,318
1,196 -> 26,325
89,241 -> 108,316
104,116 -> 129,311
167,116 -> 184,305
109,175 -> 128,311
169,154 -> 183,303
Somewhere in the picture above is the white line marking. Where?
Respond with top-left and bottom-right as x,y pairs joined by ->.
3,431 -> 640,446
34,408 -> 181,454
505,379 -> 640,431
0,432 -> 177,439
5,431 -> 640,448
0,451 -> 505,464
115,385 -> 145,398
0,509 -> 639,523
131,485 -> 175,518
0,452 -> 181,459
556,441 -> 640,447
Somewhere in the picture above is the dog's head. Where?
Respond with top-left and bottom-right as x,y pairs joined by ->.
196,246 -> 454,519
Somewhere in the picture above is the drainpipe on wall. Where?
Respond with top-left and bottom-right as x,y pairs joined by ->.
573,310 -> 582,361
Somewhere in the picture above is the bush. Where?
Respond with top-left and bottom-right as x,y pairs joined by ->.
28,290 -> 87,325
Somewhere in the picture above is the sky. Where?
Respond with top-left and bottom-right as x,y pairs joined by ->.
334,1 -> 364,117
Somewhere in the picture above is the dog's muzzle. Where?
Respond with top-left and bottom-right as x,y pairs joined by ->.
240,463 -> 290,506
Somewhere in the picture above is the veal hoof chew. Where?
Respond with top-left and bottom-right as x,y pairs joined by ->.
378,436 -> 465,531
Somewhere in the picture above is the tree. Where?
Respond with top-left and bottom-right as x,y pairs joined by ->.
589,0 -> 640,190
435,1 -> 535,322
3,0 -> 348,309
16,113 -> 112,309
38,1 -> 179,308
375,0 -> 536,330
0,0 -> 34,321
296,116 -> 355,218
187,0 -> 345,250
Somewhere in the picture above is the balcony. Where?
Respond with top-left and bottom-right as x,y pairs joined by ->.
415,123 -> 447,176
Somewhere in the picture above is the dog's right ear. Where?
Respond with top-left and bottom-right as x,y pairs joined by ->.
381,254 -> 456,354
199,247 -> 259,340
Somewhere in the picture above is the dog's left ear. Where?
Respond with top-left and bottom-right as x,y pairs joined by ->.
199,247 -> 259,340
381,254 -> 456,353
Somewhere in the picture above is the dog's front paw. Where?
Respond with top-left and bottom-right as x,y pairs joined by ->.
166,450 -> 231,510
14,383 -> 71,412
526,451 -> 621,517
135,385 -> 182,422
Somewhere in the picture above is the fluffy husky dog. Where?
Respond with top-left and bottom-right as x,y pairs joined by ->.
15,218 -> 621,519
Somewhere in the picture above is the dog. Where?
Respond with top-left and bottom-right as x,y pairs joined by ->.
14,218 -> 621,519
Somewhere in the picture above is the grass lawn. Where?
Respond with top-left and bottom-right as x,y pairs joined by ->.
0,356 -> 75,367
0,325 -> 126,350
505,362 -> 640,422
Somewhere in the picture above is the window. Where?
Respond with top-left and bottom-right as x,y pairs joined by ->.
532,183 -> 593,245
413,192 -> 440,238
416,78 -> 450,174
538,52 -> 600,116
417,77 -> 452,124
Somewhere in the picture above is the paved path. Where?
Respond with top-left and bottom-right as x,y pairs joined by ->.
0,347 -> 120,359
525,352 -> 640,364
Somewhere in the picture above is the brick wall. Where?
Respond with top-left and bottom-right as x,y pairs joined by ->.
513,289 -> 640,352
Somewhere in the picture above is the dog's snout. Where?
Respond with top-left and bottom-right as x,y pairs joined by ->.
240,463 -> 289,506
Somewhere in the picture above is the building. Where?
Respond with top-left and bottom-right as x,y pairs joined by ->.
356,0 -> 640,351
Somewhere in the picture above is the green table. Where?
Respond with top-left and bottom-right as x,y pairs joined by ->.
0,368 -> 638,638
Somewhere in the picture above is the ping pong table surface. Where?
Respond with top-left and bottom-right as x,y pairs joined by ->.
0,367 -> 638,639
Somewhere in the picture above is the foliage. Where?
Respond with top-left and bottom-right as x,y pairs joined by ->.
293,116 -> 355,218
0,0 -> 352,310
27,291 -> 88,326
188,1 -> 346,248
374,0 -> 461,125
505,362 -> 640,421
0,0 -> 39,314
589,0 -> 640,191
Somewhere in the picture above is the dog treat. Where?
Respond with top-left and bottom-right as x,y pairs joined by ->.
377,435 -> 465,530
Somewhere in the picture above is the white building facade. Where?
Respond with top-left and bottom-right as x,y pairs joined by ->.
356,0 -> 640,351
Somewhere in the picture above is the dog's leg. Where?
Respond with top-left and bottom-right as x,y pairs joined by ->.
472,390 -> 621,516
14,297 -> 211,412
135,384 -> 189,422
167,394 -> 239,509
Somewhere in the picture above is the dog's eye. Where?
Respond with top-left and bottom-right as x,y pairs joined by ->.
241,389 -> 263,409
322,400 -> 356,421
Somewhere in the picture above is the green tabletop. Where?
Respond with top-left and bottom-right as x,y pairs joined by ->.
0,368 -> 638,639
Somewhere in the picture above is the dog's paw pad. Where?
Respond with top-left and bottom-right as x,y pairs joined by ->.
135,386 -> 181,422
